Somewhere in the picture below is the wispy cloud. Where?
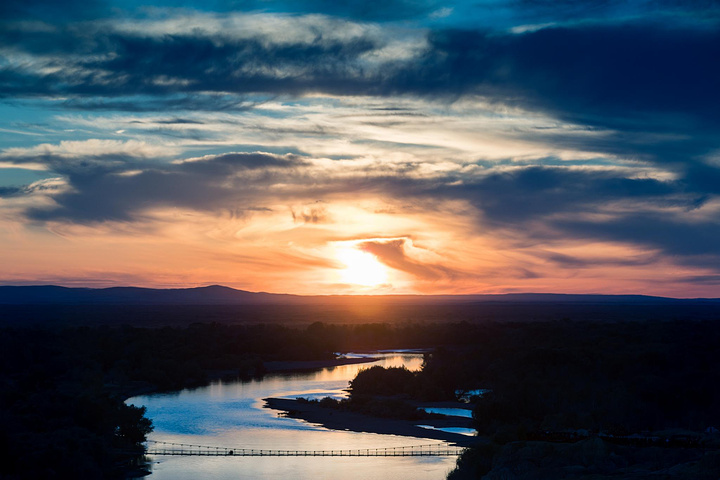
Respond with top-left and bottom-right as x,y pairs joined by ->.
0,0 -> 718,295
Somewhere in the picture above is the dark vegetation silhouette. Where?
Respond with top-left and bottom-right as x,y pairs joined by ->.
2,317 -> 720,478
302,366 -> 435,420
418,320 -> 720,479
0,323 -> 336,478
4,301 -> 720,328
302,320 -> 720,478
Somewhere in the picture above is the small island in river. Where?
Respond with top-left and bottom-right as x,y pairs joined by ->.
264,397 -> 479,447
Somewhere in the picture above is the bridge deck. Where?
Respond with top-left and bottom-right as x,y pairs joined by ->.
146,440 -> 463,457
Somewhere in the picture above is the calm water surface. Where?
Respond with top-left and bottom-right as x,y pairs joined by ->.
421,408 -> 473,418
128,353 -> 459,479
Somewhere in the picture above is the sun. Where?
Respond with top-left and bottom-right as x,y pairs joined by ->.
336,248 -> 388,287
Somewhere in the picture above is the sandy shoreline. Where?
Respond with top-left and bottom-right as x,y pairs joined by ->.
264,397 -> 481,448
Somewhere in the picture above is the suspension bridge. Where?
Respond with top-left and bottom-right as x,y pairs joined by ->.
145,440 -> 464,457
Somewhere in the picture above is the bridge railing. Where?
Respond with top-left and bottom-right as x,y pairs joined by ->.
145,440 -> 463,457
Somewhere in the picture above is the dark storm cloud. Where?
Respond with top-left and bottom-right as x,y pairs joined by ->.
27,168 -> 217,222
153,118 -> 205,125
510,0 -> 720,24
538,251 -> 661,268
3,16 -> 718,137
438,166 -> 696,224
0,0 -> 106,22
409,23 -> 720,132
0,186 -> 23,197
180,153 -> 306,174
358,239 -> 463,280
97,33 -> 376,91
553,214 -> 720,257
680,274 -> 720,285
506,129 -> 720,210
0,28 -> 381,98
60,95 -> 263,112
221,0 -> 444,21
512,0 -> 620,15
6,153 -> 146,178
22,152 -> 307,222
684,163 -> 720,195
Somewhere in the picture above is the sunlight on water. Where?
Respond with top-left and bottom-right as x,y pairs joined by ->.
128,353 -> 459,479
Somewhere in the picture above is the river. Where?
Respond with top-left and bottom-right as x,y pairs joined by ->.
127,352 -> 460,479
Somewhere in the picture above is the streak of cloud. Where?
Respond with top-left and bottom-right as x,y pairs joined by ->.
0,0 -> 718,295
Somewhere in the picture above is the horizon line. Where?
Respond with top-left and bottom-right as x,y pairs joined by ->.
1,283 -> 718,301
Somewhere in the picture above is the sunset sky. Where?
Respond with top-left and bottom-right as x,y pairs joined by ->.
1,0 -> 719,296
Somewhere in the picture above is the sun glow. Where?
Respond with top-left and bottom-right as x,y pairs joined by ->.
337,248 -> 388,287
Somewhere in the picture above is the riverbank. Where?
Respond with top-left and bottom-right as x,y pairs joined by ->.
263,356 -> 379,372
264,397 -> 481,448
120,356 -> 380,401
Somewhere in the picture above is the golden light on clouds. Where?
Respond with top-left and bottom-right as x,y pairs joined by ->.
1,2 -> 718,298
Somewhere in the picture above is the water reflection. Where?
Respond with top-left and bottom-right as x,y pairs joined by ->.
417,426 -> 477,437
128,353 -> 458,479
421,408 -> 473,419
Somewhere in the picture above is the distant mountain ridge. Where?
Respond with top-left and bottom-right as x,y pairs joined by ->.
0,285 -> 718,305
0,285 -> 294,305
